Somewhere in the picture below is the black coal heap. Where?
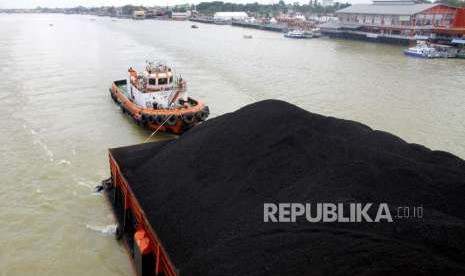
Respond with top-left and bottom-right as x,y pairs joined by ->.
111,100 -> 465,276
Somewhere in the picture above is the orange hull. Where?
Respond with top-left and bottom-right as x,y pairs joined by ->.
110,81 -> 209,135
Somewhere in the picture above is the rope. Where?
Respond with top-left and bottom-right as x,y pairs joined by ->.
143,114 -> 174,143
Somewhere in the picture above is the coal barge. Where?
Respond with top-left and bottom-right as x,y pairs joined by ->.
101,100 -> 465,276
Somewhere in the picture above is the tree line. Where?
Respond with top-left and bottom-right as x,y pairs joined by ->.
194,1 -> 352,16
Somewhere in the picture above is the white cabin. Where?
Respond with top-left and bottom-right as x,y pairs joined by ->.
127,62 -> 188,109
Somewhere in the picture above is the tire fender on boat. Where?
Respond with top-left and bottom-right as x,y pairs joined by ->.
196,110 -> 208,121
166,115 -> 177,126
133,117 -> 141,125
155,115 -> 165,125
182,113 -> 195,124
140,114 -> 149,125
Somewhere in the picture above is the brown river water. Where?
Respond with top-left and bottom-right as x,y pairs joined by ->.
0,13 -> 464,275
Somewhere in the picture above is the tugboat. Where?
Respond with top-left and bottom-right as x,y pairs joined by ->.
109,61 -> 209,134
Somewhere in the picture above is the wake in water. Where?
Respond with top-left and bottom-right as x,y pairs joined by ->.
56,159 -> 71,165
24,124 -> 73,165
86,224 -> 117,235
32,139 -> 54,162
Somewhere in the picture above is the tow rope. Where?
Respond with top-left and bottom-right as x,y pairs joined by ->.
143,114 -> 174,143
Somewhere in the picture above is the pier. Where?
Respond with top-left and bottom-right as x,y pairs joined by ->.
231,21 -> 288,32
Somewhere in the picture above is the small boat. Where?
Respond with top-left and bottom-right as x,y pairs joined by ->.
191,25 -> 199,29
284,30 -> 307,39
404,41 -> 457,58
109,61 -> 209,134
243,35 -> 253,39
284,29 -> 318,39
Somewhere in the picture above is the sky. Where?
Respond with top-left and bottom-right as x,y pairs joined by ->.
0,0 -> 370,9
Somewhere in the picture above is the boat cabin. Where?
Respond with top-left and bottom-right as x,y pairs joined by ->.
127,62 -> 188,109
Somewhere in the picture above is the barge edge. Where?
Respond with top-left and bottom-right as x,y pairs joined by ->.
103,151 -> 179,276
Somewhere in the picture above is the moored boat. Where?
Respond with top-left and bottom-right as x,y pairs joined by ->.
284,29 -> 319,39
109,61 -> 209,135
404,41 -> 457,58
311,28 -> 322,38
284,30 -> 309,39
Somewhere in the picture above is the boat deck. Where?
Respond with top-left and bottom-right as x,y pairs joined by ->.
114,79 -> 129,98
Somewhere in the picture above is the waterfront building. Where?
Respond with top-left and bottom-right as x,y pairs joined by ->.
321,0 -> 465,44
213,12 -> 249,21
132,10 -> 146,20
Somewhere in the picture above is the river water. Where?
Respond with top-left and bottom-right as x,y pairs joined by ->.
0,13 -> 464,275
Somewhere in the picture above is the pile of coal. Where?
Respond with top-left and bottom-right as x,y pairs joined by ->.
112,100 -> 465,276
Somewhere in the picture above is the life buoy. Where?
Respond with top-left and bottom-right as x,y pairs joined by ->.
166,115 -> 177,126
183,113 -> 195,124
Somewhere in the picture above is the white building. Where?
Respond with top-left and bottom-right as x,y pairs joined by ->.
213,12 -> 248,21
132,10 -> 145,20
294,13 -> 306,20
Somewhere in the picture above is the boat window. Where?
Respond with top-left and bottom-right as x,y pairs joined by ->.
149,78 -> 156,85
169,76 -> 173,83
158,78 -> 168,85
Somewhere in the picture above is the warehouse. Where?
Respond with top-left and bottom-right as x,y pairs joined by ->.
213,11 -> 248,22
321,0 -> 465,43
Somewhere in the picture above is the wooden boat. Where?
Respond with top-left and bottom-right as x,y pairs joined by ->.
109,61 -> 209,134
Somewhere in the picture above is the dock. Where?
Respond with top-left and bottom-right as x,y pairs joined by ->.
189,17 -> 215,24
231,21 -> 288,32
